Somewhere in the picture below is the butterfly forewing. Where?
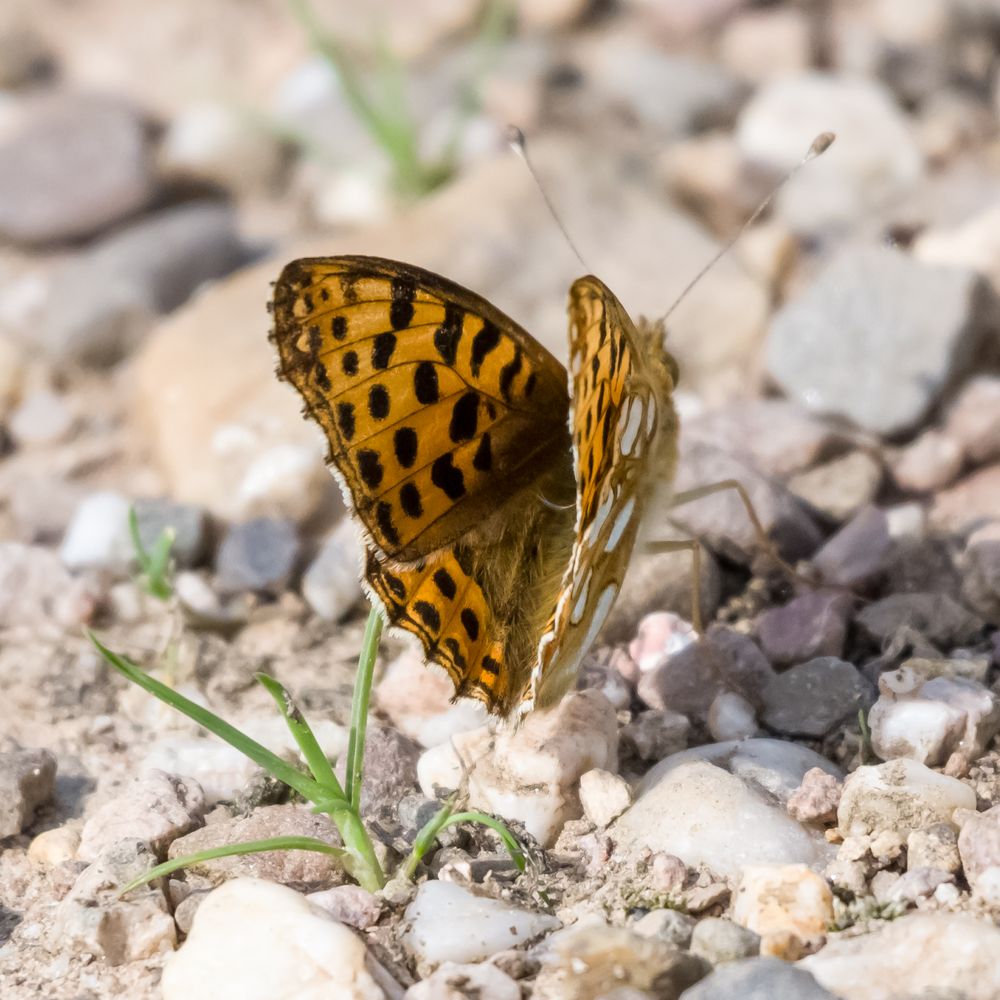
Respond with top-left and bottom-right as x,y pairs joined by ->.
272,256 -> 571,563
527,276 -> 678,712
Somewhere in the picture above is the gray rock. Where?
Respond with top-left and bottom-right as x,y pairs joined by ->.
812,505 -> 892,588
0,94 -> 156,245
348,723 -> 421,822
638,627 -> 775,721
681,399 -> 846,479
52,839 -> 176,965
787,449 -> 883,524
42,201 -> 251,366
632,908 -> 697,949
621,709 -> 691,762
668,440 -> 823,566
133,498 -> 210,569
78,770 -> 206,862
583,29 -> 746,139
761,657 -> 874,738
168,804 -> 348,891
738,73 -> 924,237
857,593 -> 985,648
689,917 -> 760,964
0,746 -> 56,836
883,866 -> 954,904
215,518 -> 300,595
767,247 -> 998,436
963,524 -> 1000,625
957,805 -> 1000,888
756,590 -> 853,667
679,957 -> 837,1000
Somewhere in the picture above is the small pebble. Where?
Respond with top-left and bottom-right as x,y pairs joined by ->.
215,518 -> 300,595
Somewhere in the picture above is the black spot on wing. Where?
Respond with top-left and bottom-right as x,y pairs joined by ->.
434,303 -> 463,365
448,392 -> 479,443
414,600 -> 440,632
337,402 -> 355,441
470,321 -> 500,377
368,384 -> 390,420
433,568 -> 456,600
315,362 -> 331,392
372,332 -> 396,370
460,608 -> 480,642
332,315 -> 347,340
414,362 -> 439,404
399,481 -> 423,519
357,449 -> 383,488
375,501 -> 400,547
394,427 -> 418,468
431,454 -> 465,500
499,348 -> 522,401
342,350 -> 359,376
472,432 -> 492,472
390,278 -> 415,330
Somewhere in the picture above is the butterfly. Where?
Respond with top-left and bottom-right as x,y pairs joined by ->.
270,256 -> 680,717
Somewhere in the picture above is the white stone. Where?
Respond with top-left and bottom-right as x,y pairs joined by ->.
59,491 -> 134,570
403,961 -> 521,1000
837,759 -> 976,838
159,101 -> 283,193
417,741 -> 468,799
799,913 -> 1000,1000
870,665 -> 1000,766
402,881 -> 558,970
737,72 -> 923,235
161,878 -> 385,1000
461,690 -> 618,846
973,867 -> 1000,908
733,864 -> 833,955
612,740 -> 840,879
628,611 -> 697,671
376,646 -> 487,749
579,768 -> 632,828
301,519 -> 364,622
707,691 -> 758,741
143,717 -> 348,805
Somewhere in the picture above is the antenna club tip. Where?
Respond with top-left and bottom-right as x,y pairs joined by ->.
809,132 -> 836,158
505,124 -> 526,150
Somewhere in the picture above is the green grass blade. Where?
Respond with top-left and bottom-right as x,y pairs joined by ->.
345,607 -> 383,810
403,805 -> 526,878
88,632 -> 328,804
118,836 -> 346,895
443,811 -> 526,871
257,673 -> 345,800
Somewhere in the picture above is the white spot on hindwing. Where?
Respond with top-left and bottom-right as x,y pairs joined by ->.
570,571 -> 592,624
586,488 -> 615,543
604,496 -> 636,552
620,398 -> 643,455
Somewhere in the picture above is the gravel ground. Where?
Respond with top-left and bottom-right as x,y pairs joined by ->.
2,1 -> 1000,998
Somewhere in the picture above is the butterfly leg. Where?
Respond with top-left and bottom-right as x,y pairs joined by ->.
641,538 -> 704,634
666,479 -> 814,590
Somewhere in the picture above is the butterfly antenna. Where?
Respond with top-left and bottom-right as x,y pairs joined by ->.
661,131 -> 835,324
507,125 -> 588,271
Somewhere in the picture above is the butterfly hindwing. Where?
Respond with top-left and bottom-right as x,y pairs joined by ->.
527,276 -> 679,712
272,256 -> 571,563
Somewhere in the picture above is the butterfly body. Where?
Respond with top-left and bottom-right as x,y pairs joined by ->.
271,256 -> 679,717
